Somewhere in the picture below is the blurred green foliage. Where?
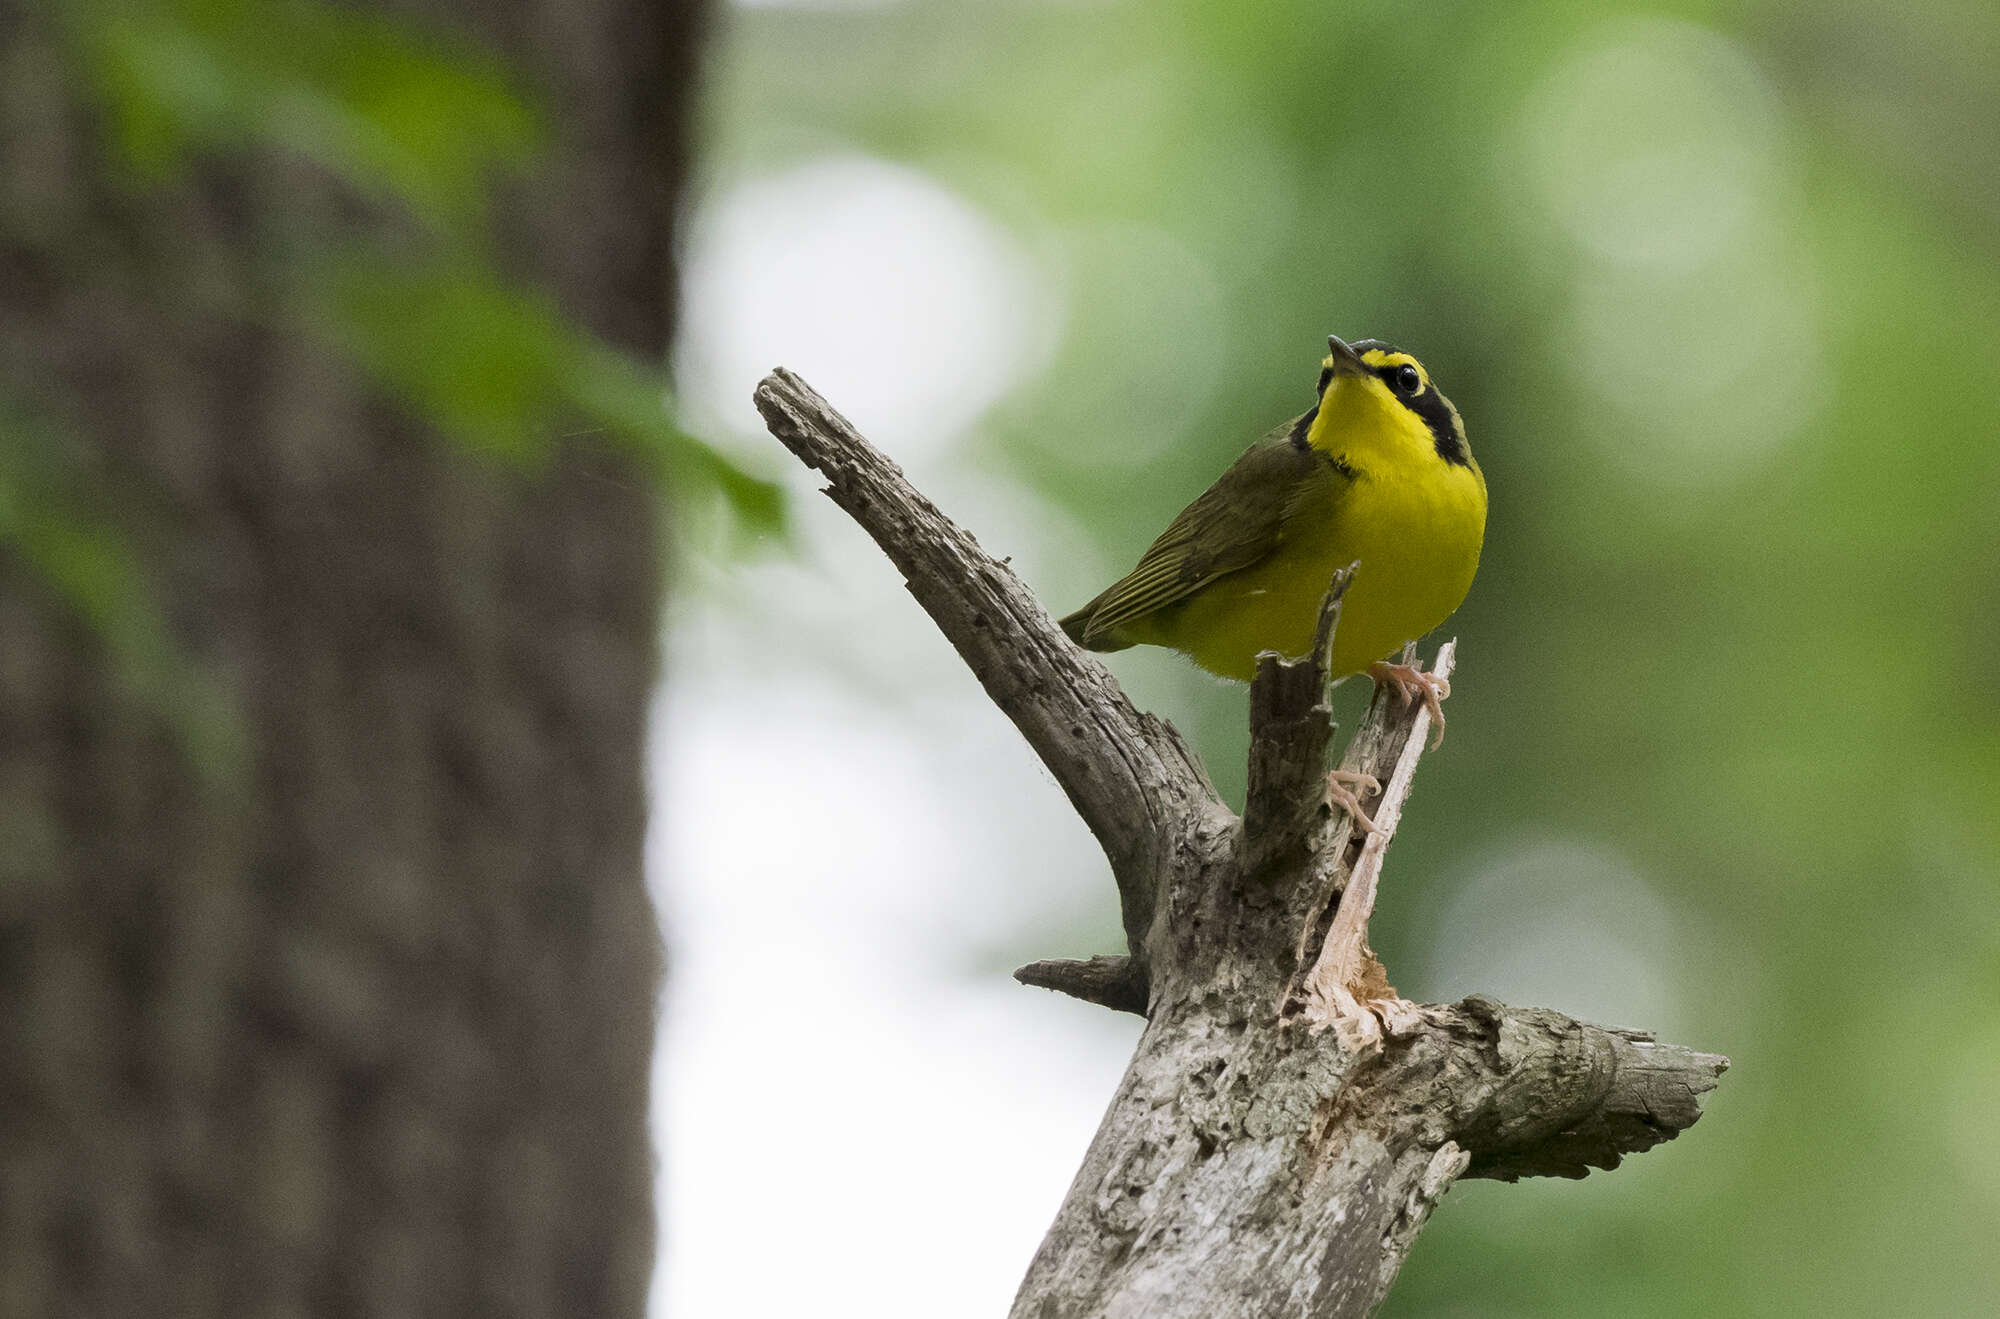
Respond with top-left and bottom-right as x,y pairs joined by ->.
3,0 -> 783,768
70,0 -> 540,227
326,254 -> 780,534
697,0 -> 2000,1313
50,0 -> 783,520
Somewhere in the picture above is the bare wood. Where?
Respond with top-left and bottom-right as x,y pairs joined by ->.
1014,956 -> 1148,1015
1238,565 -> 1354,882
1430,997 -> 1730,1183
1292,641 -> 1458,1047
754,370 -> 1728,1319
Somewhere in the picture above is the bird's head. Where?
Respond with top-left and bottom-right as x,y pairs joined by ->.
1305,335 -> 1473,473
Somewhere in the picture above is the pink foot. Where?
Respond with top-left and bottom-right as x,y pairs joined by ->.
1368,660 -> 1451,750
1324,769 -> 1382,833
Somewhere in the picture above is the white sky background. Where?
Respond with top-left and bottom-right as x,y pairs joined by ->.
650,156 -> 1142,1318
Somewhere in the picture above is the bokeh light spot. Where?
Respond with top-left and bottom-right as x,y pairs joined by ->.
1564,246 -> 1824,489
1420,838 -> 1688,1038
1522,18 -> 1783,271
676,153 -> 1055,460
1514,18 -> 1826,490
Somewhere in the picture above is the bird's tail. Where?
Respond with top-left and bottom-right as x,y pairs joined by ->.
1058,602 -> 1133,654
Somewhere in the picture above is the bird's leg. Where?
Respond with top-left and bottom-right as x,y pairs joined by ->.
1368,659 -> 1451,749
1324,769 -> 1381,834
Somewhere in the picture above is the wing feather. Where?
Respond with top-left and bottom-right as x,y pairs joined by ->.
1062,419 -> 1326,647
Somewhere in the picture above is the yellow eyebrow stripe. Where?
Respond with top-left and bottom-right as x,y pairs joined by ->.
1360,349 -> 1428,393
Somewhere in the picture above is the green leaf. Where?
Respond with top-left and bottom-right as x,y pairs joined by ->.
72,0 -> 539,231
318,251 -> 787,539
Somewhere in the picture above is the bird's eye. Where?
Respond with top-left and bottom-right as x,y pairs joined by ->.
1393,364 -> 1422,395
1316,365 -> 1334,398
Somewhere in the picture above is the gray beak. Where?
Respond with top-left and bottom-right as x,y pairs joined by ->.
1325,334 -> 1371,378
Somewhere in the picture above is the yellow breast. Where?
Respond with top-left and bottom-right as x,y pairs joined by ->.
1139,460 -> 1486,681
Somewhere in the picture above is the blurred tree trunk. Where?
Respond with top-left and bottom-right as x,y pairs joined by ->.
0,0 -> 706,1313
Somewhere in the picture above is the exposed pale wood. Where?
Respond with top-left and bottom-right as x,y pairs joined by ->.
755,370 -> 1728,1319
1292,641 -> 1458,1050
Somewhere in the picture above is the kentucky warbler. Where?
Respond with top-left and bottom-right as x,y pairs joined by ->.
1061,334 -> 1486,760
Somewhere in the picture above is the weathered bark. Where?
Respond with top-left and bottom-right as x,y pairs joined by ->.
756,370 -> 1728,1319
0,0 -> 705,1313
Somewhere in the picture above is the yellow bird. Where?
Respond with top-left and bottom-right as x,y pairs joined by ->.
1060,335 -> 1486,825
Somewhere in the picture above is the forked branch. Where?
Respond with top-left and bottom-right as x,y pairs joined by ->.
755,368 -> 1728,1319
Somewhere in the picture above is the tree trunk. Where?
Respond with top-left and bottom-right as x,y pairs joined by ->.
756,370 -> 1728,1318
0,0 -> 705,1313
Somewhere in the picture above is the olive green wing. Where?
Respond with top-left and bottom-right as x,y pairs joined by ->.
1060,420 -> 1321,650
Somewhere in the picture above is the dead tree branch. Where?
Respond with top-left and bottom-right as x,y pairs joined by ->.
754,369 -> 1728,1319
755,367 -> 1226,974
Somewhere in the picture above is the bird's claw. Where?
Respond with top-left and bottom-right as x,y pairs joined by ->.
1324,769 -> 1382,833
1368,660 -> 1450,749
